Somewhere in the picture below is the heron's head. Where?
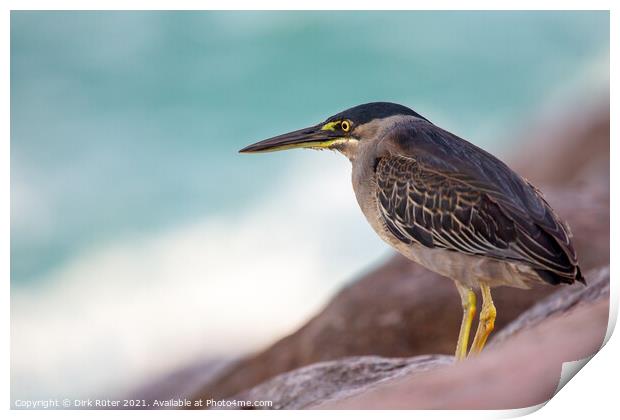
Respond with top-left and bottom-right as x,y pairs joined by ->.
239,102 -> 430,161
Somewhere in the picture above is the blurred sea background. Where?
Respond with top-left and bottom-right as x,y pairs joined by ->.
11,11 -> 609,401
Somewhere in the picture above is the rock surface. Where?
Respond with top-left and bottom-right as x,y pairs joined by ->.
510,97 -> 609,189
317,297 -> 609,409
231,355 -> 453,410
491,265 -> 610,345
222,266 -> 608,409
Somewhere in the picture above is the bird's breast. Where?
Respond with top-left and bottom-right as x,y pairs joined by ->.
351,159 -> 402,249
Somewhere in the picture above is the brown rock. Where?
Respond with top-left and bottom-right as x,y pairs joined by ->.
217,266 -> 609,410
316,287 -> 608,409
491,265 -> 610,345
231,355 -> 453,410
509,96 -> 609,189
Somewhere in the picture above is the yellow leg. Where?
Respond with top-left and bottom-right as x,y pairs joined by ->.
454,282 -> 476,361
469,283 -> 496,356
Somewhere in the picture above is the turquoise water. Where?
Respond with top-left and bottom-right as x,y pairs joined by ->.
11,11 -> 609,286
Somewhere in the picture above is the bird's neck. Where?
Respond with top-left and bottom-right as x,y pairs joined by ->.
331,139 -> 360,162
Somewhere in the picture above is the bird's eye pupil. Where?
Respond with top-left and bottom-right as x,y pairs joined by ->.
341,120 -> 351,132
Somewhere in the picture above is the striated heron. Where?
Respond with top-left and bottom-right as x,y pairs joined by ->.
240,102 -> 584,360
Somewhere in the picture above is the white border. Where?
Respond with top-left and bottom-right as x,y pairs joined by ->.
3,2 -> 615,419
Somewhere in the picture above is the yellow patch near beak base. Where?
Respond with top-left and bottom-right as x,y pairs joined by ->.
320,121 -> 340,131
306,138 -> 350,150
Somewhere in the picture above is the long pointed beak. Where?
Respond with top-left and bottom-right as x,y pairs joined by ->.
239,124 -> 343,153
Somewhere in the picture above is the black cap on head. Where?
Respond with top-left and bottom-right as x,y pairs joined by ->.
326,102 -> 431,125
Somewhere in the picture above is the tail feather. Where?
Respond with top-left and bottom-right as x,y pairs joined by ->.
535,266 -> 586,286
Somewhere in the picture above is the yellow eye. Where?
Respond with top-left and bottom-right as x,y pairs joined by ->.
341,120 -> 351,132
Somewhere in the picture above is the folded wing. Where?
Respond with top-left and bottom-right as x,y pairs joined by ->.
375,120 -> 583,284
